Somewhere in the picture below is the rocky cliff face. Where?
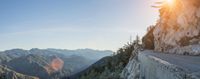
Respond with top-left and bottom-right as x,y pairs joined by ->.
121,43 -> 141,79
153,0 -> 200,55
121,0 -> 200,79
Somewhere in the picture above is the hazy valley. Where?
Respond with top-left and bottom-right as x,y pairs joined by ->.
0,48 -> 112,79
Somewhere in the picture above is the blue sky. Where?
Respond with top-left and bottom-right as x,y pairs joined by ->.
0,0 -> 159,51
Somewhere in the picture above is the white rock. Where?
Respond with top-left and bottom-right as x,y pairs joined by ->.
196,7 -> 200,18
153,0 -> 200,55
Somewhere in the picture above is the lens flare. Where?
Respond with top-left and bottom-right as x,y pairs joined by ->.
45,57 -> 64,74
165,0 -> 174,6
51,58 -> 64,71
167,0 -> 173,4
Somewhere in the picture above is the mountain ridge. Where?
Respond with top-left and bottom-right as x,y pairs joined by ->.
0,48 -> 113,79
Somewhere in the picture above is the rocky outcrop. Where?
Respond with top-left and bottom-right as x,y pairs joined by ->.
0,65 -> 38,79
121,43 -> 141,79
121,0 -> 200,79
153,0 -> 200,55
121,50 -> 200,79
121,56 -> 140,79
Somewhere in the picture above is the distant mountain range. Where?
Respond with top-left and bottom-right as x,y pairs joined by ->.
0,48 -> 113,79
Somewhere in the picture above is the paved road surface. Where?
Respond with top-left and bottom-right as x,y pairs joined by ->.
142,50 -> 200,76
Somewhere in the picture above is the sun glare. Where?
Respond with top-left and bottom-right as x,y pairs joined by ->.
166,0 -> 174,5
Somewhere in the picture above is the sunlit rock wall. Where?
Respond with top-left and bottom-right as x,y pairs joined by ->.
121,0 -> 200,79
153,0 -> 200,55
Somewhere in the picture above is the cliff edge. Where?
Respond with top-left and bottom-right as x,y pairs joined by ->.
152,0 -> 200,55
121,0 -> 200,79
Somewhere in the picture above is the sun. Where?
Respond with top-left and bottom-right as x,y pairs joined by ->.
166,0 -> 174,5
